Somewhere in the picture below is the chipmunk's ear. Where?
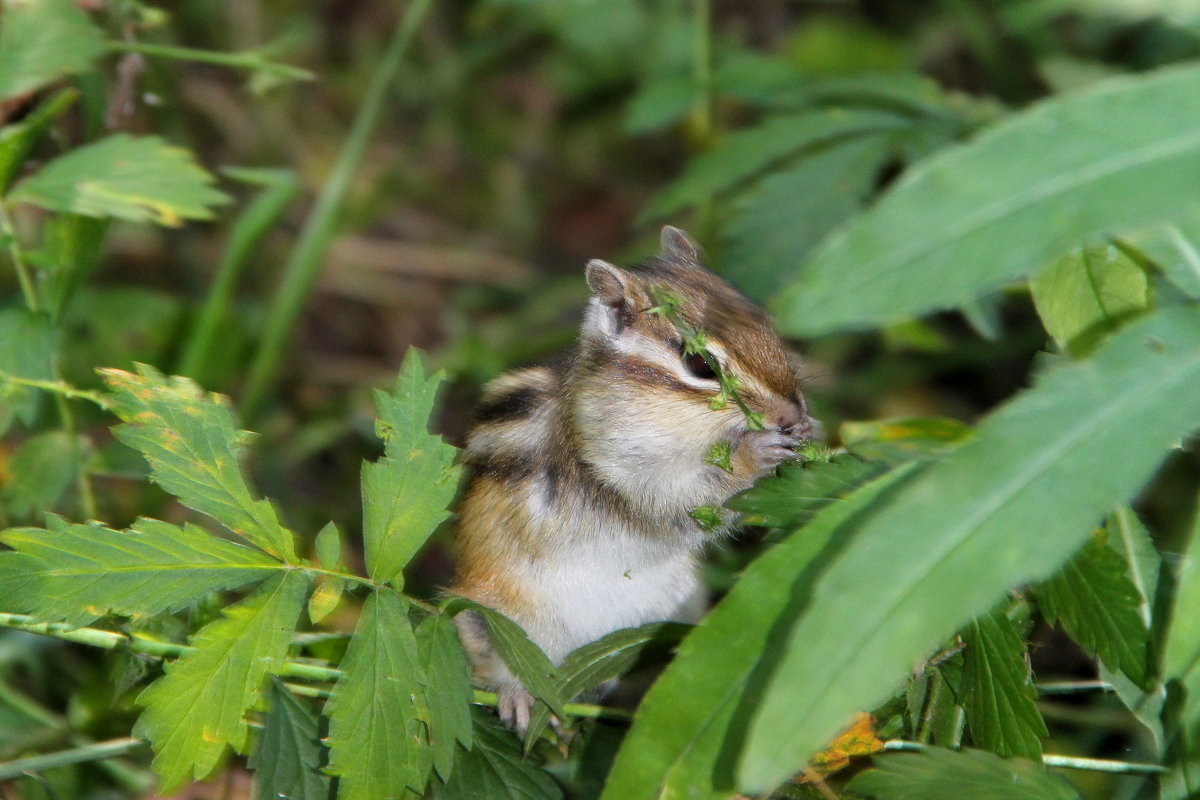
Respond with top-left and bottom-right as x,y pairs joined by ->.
584,259 -> 635,339
660,226 -> 700,264
585,258 -> 630,307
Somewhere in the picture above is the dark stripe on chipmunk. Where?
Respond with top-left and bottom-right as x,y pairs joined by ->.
611,355 -> 714,401
474,385 -> 545,424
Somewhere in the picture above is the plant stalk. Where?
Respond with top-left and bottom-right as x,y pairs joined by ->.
0,738 -> 146,782
106,41 -> 313,81
883,740 -> 1167,775
240,0 -> 435,419
0,202 -> 39,312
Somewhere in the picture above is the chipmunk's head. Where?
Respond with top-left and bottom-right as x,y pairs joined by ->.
573,226 -> 818,518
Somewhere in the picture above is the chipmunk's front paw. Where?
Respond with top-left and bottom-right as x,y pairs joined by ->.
742,428 -> 804,473
497,682 -> 536,735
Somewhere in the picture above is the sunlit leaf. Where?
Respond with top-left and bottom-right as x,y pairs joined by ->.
134,571 -> 307,791
774,64 -> 1200,335
0,88 -> 77,193
1,515 -> 279,627
362,349 -> 461,587
100,364 -> 296,561
10,134 -> 229,226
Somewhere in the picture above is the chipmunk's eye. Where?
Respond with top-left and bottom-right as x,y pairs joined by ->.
684,351 -> 718,381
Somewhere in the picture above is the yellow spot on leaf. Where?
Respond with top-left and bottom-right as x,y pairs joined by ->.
800,712 -> 884,782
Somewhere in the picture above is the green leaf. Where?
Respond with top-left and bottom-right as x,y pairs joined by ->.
643,109 -> 908,221
600,464 -> 917,800
33,212 -> 109,319
326,590 -> 430,800
0,431 -> 81,520
433,709 -> 563,800
721,132 -> 893,300
0,308 -> 57,432
727,453 -> 886,529
100,364 -> 296,561
1163,492 -> 1200,746
10,133 -> 229,226
416,613 -> 474,781
840,416 -> 973,465
249,678 -> 332,800
848,747 -> 1081,800
1130,213 -> 1200,300
1030,244 -> 1150,356
1,515 -> 280,627
524,621 -> 689,747
1106,507 -> 1161,628
451,600 -> 565,718
734,306 -> 1200,793
307,522 -> 344,624
773,64 -> 1200,336
0,88 -> 77,193
362,349 -> 461,587
961,608 -> 1047,759
0,0 -> 106,101
1037,530 -> 1151,687
134,571 -> 307,791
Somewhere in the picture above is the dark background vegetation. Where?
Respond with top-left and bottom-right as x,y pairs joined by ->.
4,1 -> 1200,798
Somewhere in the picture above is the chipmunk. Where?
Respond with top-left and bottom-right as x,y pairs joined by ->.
452,227 -> 818,731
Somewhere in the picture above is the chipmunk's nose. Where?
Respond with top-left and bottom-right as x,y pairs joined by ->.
773,402 -> 811,437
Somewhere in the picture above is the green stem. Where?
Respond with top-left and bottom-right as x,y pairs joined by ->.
178,170 -> 300,382
241,0 -> 435,420
0,738 -> 146,782
0,202 -> 39,312
882,740 -> 1166,775
106,41 -> 313,81
1035,679 -> 1113,695
0,371 -> 107,406
0,614 -> 634,722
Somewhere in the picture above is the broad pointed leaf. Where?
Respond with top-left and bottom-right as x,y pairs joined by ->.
1,516 -> 280,627
249,678 -> 332,800
736,306 -> 1200,793
100,364 -> 296,561
0,431 -> 81,520
727,453 -> 885,529
326,590 -> 430,800
433,710 -> 563,800
11,133 -> 229,225
1037,530 -> 1151,687
134,571 -> 308,790
961,609 -> 1047,759
362,350 -> 460,587
774,64 -> 1200,335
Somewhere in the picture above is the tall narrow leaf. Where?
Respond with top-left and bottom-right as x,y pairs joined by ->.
362,350 -> 460,587
0,308 -> 57,432
600,464 -> 917,800
736,306 -> 1200,793
773,64 -> 1200,335
848,747 -> 1080,800
100,364 -> 296,561
326,590 -> 430,800
134,571 -> 308,790
1163,493 -> 1200,751
416,613 -> 474,781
